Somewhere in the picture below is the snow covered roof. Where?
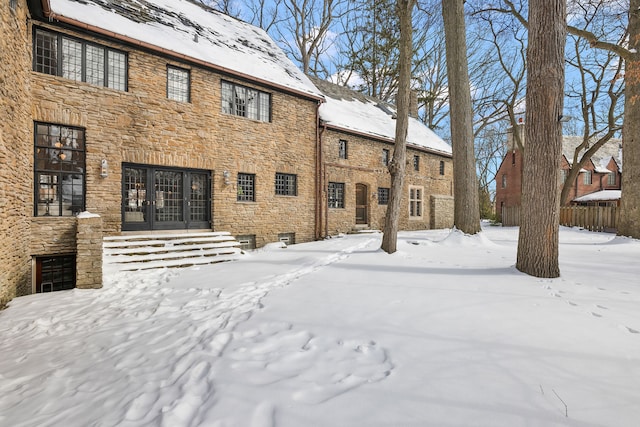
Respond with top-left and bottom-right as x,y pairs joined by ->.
573,189 -> 621,203
562,136 -> 622,173
310,77 -> 452,157
43,0 -> 323,100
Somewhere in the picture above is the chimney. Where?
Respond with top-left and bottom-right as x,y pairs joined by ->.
507,117 -> 525,151
409,90 -> 419,119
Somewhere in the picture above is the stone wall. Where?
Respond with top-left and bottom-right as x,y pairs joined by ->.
76,214 -> 103,289
30,22 -> 319,252
430,195 -> 454,229
0,0 -> 32,305
322,128 -> 453,235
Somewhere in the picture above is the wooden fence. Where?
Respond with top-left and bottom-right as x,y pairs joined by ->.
501,205 -> 618,232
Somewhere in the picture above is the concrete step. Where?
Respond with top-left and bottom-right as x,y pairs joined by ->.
103,231 -> 242,271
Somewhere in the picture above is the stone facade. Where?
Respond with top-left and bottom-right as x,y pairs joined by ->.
322,128 -> 454,235
1,0 -> 32,306
30,22 -> 319,249
1,1 -> 454,306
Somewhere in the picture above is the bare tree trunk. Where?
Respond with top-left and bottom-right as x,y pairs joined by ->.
442,0 -> 481,235
516,0 -> 566,278
618,0 -> 640,238
381,0 -> 415,253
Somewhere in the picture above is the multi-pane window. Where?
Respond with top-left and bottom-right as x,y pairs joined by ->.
34,28 -> 127,91
339,140 -> 348,159
237,173 -> 256,201
275,173 -> 297,196
378,187 -> 390,205
409,186 -> 423,218
382,149 -> 390,166
502,174 -> 507,188
608,172 -> 616,186
221,81 -> 271,122
35,255 -> 76,293
583,170 -> 592,185
413,155 -> 420,171
328,182 -> 345,208
167,65 -> 190,102
561,169 -> 568,183
34,123 -> 86,217
439,160 -> 445,175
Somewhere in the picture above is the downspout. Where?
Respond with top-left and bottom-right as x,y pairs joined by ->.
315,101 -> 325,240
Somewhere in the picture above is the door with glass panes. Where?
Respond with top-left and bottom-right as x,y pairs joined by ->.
122,165 -> 210,231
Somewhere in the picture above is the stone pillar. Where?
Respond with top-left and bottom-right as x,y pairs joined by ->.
76,212 -> 103,289
430,195 -> 454,229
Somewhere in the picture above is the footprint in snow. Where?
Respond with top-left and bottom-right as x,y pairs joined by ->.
619,325 -> 639,334
589,312 -> 603,318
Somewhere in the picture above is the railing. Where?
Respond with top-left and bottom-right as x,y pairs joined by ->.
501,205 -> 618,232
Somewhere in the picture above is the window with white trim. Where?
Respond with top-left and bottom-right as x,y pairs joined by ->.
413,155 -> 420,171
583,170 -> 592,185
608,172 -> 616,186
221,81 -> 271,122
409,186 -> 423,218
34,28 -> 127,91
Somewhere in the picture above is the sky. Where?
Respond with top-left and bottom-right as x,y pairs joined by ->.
1,223 -> 639,426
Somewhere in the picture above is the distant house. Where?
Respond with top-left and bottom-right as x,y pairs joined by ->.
0,0 -> 453,306
495,124 -> 622,222
311,77 -> 454,234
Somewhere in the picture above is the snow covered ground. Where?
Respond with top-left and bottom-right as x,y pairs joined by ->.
1,223 -> 639,427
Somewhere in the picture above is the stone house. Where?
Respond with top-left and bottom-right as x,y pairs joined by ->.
495,124 -> 622,221
0,0 -> 453,307
311,77 -> 454,235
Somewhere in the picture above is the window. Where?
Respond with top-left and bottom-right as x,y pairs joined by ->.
278,232 -> 296,245
275,173 -> 297,196
413,155 -> 420,171
382,149 -> 390,166
608,172 -> 616,186
34,123 -> 85,217
439,160 -> 445,175
10,0 -> 17,11
167,65 -> 190,102
221,81 -> 271,122
561,169 -> 568,183
328,182 -> 345,208
583,170 -> 592,185
511,152 -> 516,165
34,28 -> 127,91
236,234 -> 256,251
378,187 -> 389,205
409,186 -> 423,218
35,255 -> 76,293
237,173 -> 256,201
501,174 -> 507,188
339,140 -> 348,159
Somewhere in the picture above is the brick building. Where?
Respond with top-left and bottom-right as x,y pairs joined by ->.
495,124 -> 622,222
0,0 -> 453,306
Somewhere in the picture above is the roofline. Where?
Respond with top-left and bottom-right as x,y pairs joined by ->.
321,122 -> 452,158
36,1 -> 323,103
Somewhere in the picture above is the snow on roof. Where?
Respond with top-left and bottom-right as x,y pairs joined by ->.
310,77 -> 452,156
562,136 -> 622,172
573,189 -> 621,202
46,0 -> 323,99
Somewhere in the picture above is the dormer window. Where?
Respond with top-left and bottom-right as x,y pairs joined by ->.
221,81 -> 271,122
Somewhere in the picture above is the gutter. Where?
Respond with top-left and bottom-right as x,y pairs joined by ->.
316,110 -> 325,240
40,6 -> 323,103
